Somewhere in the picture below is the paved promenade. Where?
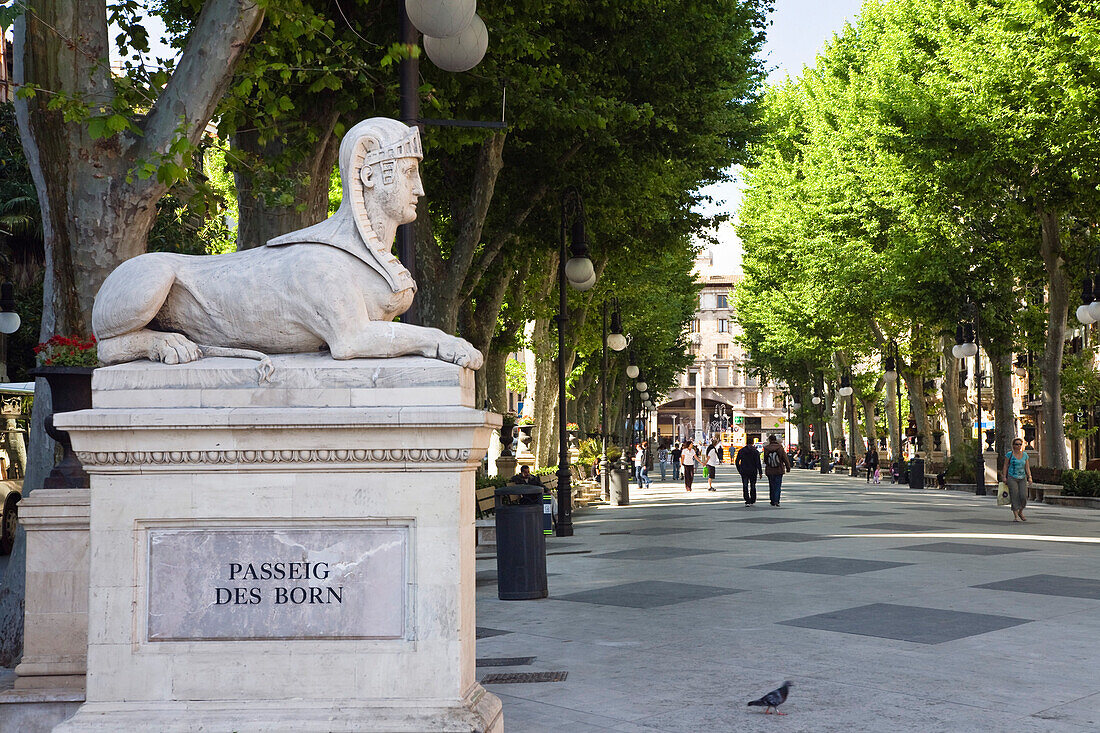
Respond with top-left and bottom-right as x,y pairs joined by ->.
476,469 -> 1100,731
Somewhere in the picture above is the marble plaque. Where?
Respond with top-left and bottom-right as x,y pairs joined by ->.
147,527 -> 408,641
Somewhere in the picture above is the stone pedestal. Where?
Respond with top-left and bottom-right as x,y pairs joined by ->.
0,488 -> 90,731
494,455 -> 516,480
13,488 -> 90,690
51,354 -> 502,732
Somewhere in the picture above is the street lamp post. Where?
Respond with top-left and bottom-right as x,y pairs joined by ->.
953,307 -> 984,495
600,300 -> 628,500
555,187 -> 596,536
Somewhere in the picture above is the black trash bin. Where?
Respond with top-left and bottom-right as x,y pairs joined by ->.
494,485 -> 548,600
909,457 -> 924,490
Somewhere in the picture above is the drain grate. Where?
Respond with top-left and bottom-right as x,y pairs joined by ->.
476,656 -> 535,667
481,671 -> 568,684
600,531 -> 632,535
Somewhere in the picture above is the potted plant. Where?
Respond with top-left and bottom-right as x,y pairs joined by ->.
498,412 -> 517,457
566,422 -> 580,450
30,335 -> 98,489
516,415 -> 536,456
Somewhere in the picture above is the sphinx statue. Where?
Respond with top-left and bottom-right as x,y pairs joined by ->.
92,117 -> 483,376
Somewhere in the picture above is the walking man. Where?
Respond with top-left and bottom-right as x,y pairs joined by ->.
735,440 -> 763,506
671,442 -> 682,482
762,434 -> 792,506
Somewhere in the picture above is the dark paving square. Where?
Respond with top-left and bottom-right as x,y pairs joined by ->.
556,580 -> 743,609
820,510 -> 893,517
735,532 -> 832,542
476,627 -> 513,639
589,546 -> 723,561
913,506 -> 973,513
852,523 -> 941,532
722,516 -> 809,524
780,603 -> 1030,644
747,556 -> 913,575
973,574 -> 1100,599
627,526 -> 704,536
900,542 -> 1034,556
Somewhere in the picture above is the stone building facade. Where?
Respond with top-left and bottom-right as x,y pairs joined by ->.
655,247 -> 788,452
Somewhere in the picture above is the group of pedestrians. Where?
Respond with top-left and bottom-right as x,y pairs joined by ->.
641,435 -> 791,505
627,430 -> 1036,525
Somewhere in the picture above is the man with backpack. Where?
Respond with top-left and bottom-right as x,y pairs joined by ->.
762,434 -> 792,506
735,440 -> 764,506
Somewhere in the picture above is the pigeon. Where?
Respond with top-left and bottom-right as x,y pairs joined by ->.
747,680 -> 792,715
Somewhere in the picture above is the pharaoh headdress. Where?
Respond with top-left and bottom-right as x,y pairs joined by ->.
266,118 -> 422,294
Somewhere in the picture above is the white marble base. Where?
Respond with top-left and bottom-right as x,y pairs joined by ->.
57,686 -> 501,732
12,488 -> 90,691
0,688 -> 84,733
50,355 -> 502,732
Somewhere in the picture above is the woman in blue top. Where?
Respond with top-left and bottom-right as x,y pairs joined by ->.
1000,437 -> 1033,522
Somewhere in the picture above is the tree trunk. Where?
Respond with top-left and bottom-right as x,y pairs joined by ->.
531,317 -> 557,469
1038,208 -> 1070,468
861,396 -> 878,450
232,111 -> 342,249
990,349 -> 1016,467
415,133 -> 507,334
8,0 -> 264,668
941,336 -> 965,460
885,376 -> 900,460
828,389 -> 843,455
485,349 -> 509,413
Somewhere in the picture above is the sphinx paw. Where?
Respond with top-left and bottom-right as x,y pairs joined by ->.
149,332 -> 201,365
438,337 -> 484,370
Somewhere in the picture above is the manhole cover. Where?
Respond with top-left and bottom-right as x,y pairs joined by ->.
481,671 -> 568,684
476,656 -> 535,667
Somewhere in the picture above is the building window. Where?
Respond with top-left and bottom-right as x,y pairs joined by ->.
716,343 -> 729,359
687,342 -> 698,357
744,373 -> 758,388
729,369 -> 740,386
774,393 -> 785,408
716,293 -> 728,309
688,371 -> 698,386
746,391 -> 758,409
690,318 -> 700,333
716,366 -> 729,386
717,318 -> 727,333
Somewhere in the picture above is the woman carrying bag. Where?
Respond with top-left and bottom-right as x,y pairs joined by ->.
1000,437 -> 1032,522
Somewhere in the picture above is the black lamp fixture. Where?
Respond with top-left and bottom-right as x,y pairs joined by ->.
555,187 -> 597,537
599,297 -> 627,500
0,282 -> 20,335
1076,247 -> 1100,324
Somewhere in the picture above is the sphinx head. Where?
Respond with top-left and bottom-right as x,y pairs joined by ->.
339,118 -> 425,232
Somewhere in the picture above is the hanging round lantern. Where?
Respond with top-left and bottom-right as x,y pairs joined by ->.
424,14 -> 488,72
405,0 -> 477,39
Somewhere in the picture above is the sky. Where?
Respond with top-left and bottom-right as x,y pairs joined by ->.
701,0 -> 867,271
